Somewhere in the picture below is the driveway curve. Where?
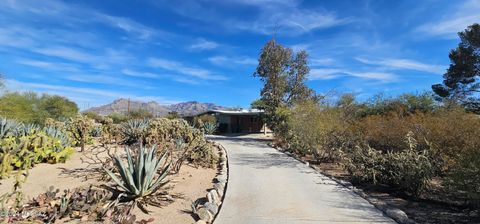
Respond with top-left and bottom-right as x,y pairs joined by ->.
211,135 -> 396,224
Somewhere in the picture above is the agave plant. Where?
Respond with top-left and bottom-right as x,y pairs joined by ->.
0,118 -> 21,139
121,119 -> 150,145
202,122 -> 218,135
90,126 -> 103,137
16,123 -> 40,137
43,126 -> 72,148
104,146 -> 170,198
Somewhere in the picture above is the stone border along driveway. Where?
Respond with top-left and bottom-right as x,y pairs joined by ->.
194,142 -> 229,224
275,145 -> 415,224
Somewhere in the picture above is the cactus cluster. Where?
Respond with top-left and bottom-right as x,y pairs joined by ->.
0,117 -> 75,179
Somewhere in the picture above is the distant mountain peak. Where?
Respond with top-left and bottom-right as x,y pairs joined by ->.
84,98 -> 227,116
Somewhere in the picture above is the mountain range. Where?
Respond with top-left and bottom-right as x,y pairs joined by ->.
84,98 -> 228,116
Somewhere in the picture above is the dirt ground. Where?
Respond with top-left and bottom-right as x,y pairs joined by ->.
0,143 -> 217,224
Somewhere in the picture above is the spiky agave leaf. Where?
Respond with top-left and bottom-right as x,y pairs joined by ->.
104,146 -> 170,198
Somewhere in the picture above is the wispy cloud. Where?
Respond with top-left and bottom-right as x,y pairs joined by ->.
122,69 -> 160,78
65,74 -> 151,88
416,0 -> 480,38
16,59 -> 80,72
309,68 -> 397,82
189,38 -> 219,50
147,58 -> 227,80
208,56 -> 257,66
355,57 -> 445,74
32,47 -> 98,64
161,0 -> 351,35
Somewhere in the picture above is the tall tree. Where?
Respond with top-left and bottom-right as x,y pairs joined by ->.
254,39 -> 316,131
432,23 -> 480,113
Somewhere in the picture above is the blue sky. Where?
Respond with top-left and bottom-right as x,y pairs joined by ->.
1,0 -> 479,109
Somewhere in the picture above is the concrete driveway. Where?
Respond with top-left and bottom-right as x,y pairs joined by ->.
211,135 -> 396,224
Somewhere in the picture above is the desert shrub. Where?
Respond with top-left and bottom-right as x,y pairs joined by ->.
165,111 -> 180,119
343,133 -> 439,197
83,111 -> 106,123
126,108 -> 154,120
107,112 -> 128,124
356,93 -> 437,118
146,118 -> 217,171
66,115 -> 94,151
193,114 -> 216,128
287,100 -> 344,161
445,150 -> 480,207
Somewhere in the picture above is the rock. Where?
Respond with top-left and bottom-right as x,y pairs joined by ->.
204,202 -> 219,214
215,175 -> 227,183
196,219 -> 207,224
214,183 -> 225,193
196,207 -> 213,222
385,208 -> 410,224
208,189 -> 221,204
164,194 -> 175,201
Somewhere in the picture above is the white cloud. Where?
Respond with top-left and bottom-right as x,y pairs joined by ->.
16,59 -> 79,72
122,69 -> 160,78
208,56 -> 257,66
97,14 -> 158,40
189,38 -> 219,50
147,58 -> 227,80
309,68 -> 345,80
309,68 -> 397,82
416,0 -> 480,38
32,46 -> 99,64
65,74 -> 151,88
355,57 -> 445,74
310,58 -> 335,66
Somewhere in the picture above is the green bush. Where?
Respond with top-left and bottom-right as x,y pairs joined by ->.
107,112 -> 128,124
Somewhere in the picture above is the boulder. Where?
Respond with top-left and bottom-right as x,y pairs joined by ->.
196,207 -> 213,222
204,202 -> 219,214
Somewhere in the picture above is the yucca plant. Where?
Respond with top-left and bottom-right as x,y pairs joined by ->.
121,119 -> 150,145
104,146 -> 170,199
202,122 -> 218,135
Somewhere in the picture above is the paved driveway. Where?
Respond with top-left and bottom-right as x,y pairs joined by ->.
211,135 -> 396,224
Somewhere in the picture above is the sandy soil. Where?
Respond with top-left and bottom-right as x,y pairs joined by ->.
0,143 -> 218,224
134,165 -> 217,223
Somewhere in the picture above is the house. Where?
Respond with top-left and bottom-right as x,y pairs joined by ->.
188,109 -> 269,134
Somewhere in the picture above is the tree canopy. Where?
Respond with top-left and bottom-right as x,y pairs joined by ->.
432,23 -> 480,113
254,39 -> 316,131
0,92 -> 79,124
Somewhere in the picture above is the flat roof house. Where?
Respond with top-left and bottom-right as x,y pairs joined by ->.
189,109 -> 269,134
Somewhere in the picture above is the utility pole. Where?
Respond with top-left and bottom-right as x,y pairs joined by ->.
127,98 -> 131,114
